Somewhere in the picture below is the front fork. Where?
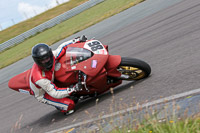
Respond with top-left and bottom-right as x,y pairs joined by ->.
77,71 -> 90,92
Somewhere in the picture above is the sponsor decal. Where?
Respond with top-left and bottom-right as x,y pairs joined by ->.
91,60 -> 97,68
42,71 -> 45,77
71,66 -> 76,70
99,49 -> 106,54
55,62 -> 61,71
19,89 -> 30,95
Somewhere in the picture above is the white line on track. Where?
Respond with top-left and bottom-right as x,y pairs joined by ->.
46,88 -> 200,133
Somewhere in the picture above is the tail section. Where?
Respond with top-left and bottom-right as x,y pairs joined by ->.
8,69 -> 33,95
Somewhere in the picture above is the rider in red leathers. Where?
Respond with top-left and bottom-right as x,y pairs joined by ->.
29,36 -> 87,114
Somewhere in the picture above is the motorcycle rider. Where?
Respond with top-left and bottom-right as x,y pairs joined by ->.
29,35 -> 87,114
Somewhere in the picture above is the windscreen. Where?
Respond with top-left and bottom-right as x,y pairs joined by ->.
65,47 -> 93,66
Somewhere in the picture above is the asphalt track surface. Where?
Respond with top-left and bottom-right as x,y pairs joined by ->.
1,0 -> 200,132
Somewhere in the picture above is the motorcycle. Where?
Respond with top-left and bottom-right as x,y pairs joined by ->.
8,39 -> 151,103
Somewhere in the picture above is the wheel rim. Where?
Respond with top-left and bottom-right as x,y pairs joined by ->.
118,66 -> 146,80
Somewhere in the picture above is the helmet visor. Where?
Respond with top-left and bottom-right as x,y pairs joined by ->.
41,57 -> 51,64
35,54 -> 53,71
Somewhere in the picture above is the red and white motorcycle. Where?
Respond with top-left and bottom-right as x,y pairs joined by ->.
8,39 -> 151,102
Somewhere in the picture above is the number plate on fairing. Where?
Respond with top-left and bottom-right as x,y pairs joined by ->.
84,40 -> 108,55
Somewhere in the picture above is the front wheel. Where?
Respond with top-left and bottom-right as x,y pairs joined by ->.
118,57 -> 151,80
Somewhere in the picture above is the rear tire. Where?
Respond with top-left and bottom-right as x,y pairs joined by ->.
118,57 -> 151,80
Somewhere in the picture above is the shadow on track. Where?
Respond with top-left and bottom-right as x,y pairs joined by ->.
75,78 -> 149,111
19,78 -> 149,133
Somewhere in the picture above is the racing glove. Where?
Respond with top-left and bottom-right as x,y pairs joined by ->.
68,83 -> 81,96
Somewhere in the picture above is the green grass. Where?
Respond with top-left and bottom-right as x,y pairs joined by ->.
111,116 -> 200,133
0,0 -> 144,69
108,101 -> 200,133
106,98 -> 200,133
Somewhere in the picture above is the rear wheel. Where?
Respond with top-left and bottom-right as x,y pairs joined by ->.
118,57 -> 151,80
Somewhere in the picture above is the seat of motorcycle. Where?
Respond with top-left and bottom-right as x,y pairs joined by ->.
8,69 -> 31,91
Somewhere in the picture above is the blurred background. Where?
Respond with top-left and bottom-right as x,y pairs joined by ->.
0,0 -> 70,30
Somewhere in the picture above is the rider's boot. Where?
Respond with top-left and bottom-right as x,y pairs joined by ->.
55,100 -> 76,115
61,109 -> 75,115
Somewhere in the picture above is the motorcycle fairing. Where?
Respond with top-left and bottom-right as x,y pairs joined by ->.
8,69 -> 33,95
105,55 -> 121,77
55,41 -> 109,83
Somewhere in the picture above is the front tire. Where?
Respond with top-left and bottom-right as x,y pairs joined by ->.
118,57 -> 151,80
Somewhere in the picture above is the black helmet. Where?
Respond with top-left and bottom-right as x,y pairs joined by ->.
32,43 -> 54,71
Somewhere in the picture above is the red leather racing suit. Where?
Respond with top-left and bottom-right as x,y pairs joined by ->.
29,40 -> 75,112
